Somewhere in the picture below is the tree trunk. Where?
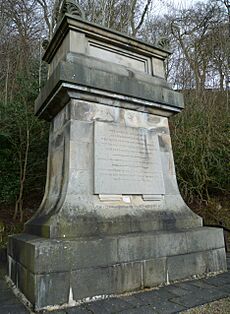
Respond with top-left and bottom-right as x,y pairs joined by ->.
13,127 -> 30,222
4,58 -> 10,105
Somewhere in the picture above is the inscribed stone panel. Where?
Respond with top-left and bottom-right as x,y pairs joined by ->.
94,122 -> 165,195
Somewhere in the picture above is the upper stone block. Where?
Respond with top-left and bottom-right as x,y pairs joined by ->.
43,14 -> 170,76
35,14 -> 184,120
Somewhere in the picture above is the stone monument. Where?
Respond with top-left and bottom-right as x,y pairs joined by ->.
8,2 -> 227,311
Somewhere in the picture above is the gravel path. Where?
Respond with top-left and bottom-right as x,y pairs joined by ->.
182,297 -> 230,313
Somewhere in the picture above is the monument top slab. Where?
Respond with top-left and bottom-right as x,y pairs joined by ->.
35,11 -> 184,120
43,13 -> 171,65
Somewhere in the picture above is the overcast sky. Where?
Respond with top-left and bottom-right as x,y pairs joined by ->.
171,0 -> 208,8
153,0 -> 208,14
169,0 -> 205,7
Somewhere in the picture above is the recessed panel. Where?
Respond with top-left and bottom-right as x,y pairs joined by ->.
89,41 -> 150,74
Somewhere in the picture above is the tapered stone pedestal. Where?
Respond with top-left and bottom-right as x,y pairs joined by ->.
8,11 -> 226,311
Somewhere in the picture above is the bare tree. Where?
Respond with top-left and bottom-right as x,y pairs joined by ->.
170,3 -> 218,93
36,0 -> 54,39
79,0 -> 152,36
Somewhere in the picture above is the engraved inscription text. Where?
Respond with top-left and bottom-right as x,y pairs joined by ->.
94,122 -> 165,195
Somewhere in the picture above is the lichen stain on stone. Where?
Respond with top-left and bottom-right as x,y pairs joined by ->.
72,102 -> 95,121
53,133 -> 64,149
142,132 -> 150,158
94,110 -> 114,123
148,116 -> 161,124
38,277 -> 47,306
156,127 -> 169,135
168,157 -> 174,176
119,108 -> 125,123
124,111 -> 139,127
158,134 -> 171,152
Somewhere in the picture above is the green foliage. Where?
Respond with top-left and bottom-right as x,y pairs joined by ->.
171,91 -> 230,203
0,71 -> 49,207
0,219 -> 24,249
0,132 -> 18,203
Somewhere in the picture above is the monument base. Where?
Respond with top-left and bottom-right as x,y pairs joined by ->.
8,227 -> 226,311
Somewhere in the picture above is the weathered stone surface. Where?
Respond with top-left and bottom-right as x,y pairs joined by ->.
2,255 -> 230,314
9,228 -> 226,276
152,57 -> 165,78
94,121 -> 164,195
186,227 -> 225,252
143,258 -> 167,287
88,40 -> 151,74
17,262 -> 36,305
26,99 -> 204,239
35,59 -> 184,121
8,234 -> 118,274
113,262 -> 142,294
117,231 -> 187,262
71,262 -> 142,300
44,15 -> 169,69
207,248 -> 227,273
167,252 -> 208,281
167,249 -> 227,282
10,260 -> 70,310
35,272 -> 70,310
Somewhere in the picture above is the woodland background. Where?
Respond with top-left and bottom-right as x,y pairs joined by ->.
0,0 -> 229,248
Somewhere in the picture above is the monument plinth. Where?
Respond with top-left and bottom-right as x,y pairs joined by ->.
8,6 -> 226,311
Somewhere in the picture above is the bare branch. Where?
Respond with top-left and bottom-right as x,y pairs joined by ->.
133,0 -> 152,36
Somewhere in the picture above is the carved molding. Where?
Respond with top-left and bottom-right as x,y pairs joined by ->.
157,37 -> 170,50
54,0 -> 85,25
61,0 -> 85,18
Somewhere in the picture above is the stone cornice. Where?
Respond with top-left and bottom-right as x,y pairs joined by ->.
43,14 -> 171,64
